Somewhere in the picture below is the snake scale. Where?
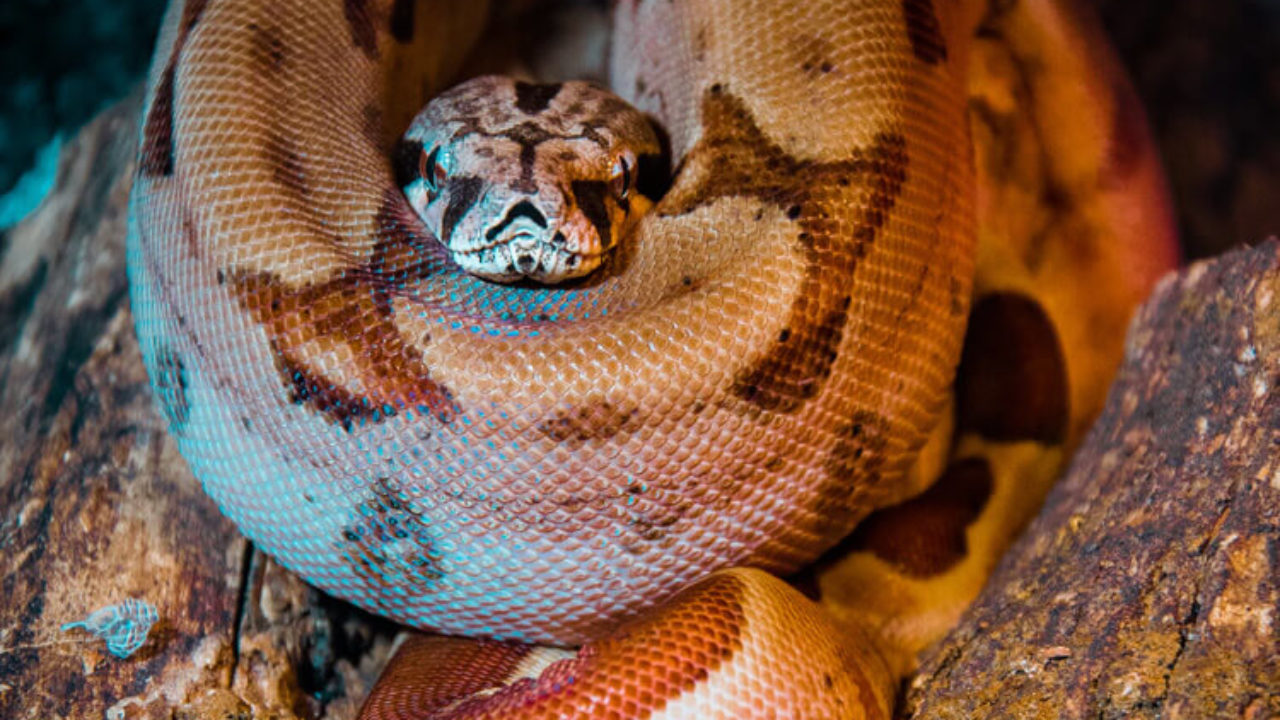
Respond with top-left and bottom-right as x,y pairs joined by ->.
127,0 -> 1178,716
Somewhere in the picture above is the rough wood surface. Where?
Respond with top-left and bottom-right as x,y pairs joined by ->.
0,93 -> 392,720
906,240 -> 1280,719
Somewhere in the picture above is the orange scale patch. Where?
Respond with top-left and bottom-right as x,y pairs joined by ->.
357,635 -> 533,718
432,572 -> 748,719
902,0 -> 948,65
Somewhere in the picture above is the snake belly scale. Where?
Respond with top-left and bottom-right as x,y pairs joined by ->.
127,0 -> 1177,716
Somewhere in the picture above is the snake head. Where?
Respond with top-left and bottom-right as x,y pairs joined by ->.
399,76 -> 665,284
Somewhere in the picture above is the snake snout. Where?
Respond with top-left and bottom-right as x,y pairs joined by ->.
504,230 -> 583,283
475,197 -> 598,284
486,200 -> 548,241
488,200 -> 554,268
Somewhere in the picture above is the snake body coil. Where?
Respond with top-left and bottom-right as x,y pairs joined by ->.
128,0 -> 1178,715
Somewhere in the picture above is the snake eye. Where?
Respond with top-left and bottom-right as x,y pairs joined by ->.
422,147 -> 447,194
610,153 -> 633,200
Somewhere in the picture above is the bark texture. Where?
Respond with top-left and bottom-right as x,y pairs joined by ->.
906,240 -> 1280,719
0,93 -> 392,720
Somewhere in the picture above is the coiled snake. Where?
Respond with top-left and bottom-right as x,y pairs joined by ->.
127,0 -> 1178,716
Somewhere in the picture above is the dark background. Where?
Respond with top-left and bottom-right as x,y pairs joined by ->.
1,0 -> 1276,259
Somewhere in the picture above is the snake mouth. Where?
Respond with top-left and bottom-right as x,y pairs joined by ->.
454,231 -> 603,284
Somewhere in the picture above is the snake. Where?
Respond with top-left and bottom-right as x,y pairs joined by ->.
126,0 -> 1179,716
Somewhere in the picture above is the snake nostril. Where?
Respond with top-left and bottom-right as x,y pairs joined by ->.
551,231 -> 567,247
516,254 -> 536,272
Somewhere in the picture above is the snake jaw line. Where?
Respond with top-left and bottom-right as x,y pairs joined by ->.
453,230 -> 603,285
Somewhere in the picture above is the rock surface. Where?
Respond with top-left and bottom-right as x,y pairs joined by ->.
906,240 -> 1280,719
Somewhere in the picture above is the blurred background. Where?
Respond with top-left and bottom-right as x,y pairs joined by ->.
0,0 -> 1276,259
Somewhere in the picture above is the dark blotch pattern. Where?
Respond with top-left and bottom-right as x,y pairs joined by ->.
504,121 -> 554,149
693,26 -> 710,63
389,0 -> 415,42
231,191 -> 456,431
1103,77 -> 1148,185
635,151 -> 672,202
153,344 -> 190,432
278,350 -> 397,432
343,0 -> 378,59
392,138 -> 423,189
955,292 -> 1068,443
848,456 -> 993,577
179,0 -> 209,35
666,88 -> 908,413
139,0 -> 210,178
903,0 -> 948,64
441,176 -> 484,246
823,411 -> 891,499
513,81 -> 564,115
341,478 -> 446,603
538,401 -> 639,446
506,121 -> 555,193
249,21 -> 286,70
363,103 -> 387,152
140,66 -> 177,177
797,34 -> 838,77
265,129 -> 307,198
571,180 -> 613,252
